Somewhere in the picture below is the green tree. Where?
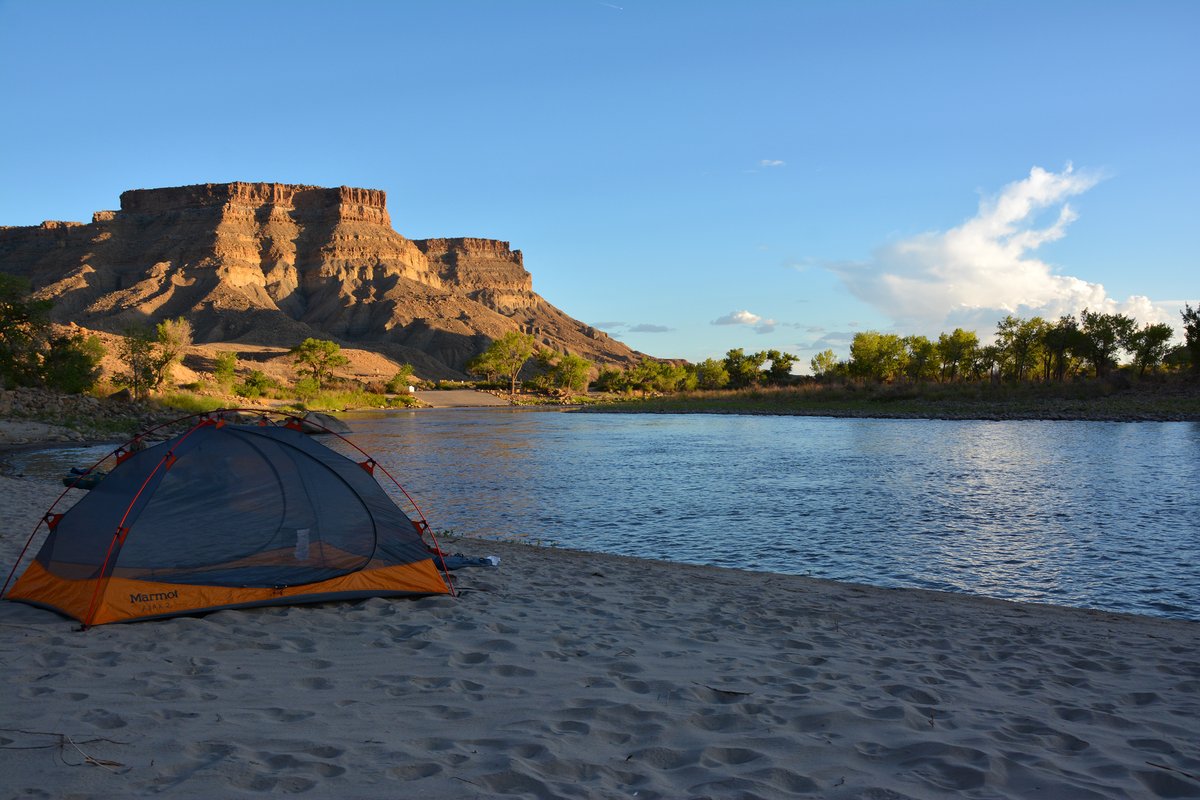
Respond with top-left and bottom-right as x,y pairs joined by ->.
625,358 -> 660,397
0,274 -> 52,388
675,364 -> 700,392
1077,309 -> 1135,378
591,367 -> 629,393
555,353 -> 592,393
385,364 -> 416,393
466,351 -> 500,383
536,350 -> 592,396
651,361 -> 691,393
116,325 -> 159,400
153,316 -> 193,391
42,332 -> 105,394
1125,322 -> 1176,377
936,328 -> 979,382
693,358 -> 729,389
1182,304 -> 1200,376
848,331 -> 907,382
970,344 -> 1002,382
902,335 -> 938,382
763,350 -> 797,386
290,338 -> 350,388
723,348 -> 768,389
809,349 -> 839,379
994,315 -> 1046,382
1041,315 -> 1081,381
469,331 -> 536,396
1163,344 -> 1192,372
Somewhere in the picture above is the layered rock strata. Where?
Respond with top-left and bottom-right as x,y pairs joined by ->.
0,183 -> 640,378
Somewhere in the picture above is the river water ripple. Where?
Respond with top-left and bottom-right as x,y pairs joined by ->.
341,410 -> 1200,621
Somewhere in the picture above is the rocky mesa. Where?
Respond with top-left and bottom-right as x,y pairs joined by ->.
0,182 -> 641,379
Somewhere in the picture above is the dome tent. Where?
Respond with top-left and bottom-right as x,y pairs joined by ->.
3,412 -> 453,627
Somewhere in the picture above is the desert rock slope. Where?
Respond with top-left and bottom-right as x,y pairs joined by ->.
0,183 -> 640,379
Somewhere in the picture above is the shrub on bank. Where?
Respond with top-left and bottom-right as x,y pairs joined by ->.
154,392 -> 227,414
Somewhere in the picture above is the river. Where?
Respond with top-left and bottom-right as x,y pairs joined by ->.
330,409 -> 1200,621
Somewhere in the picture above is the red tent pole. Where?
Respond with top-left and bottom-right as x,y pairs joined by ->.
79,418 -> 213,628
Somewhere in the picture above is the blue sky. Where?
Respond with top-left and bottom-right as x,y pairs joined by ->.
1,0 -> 1196,368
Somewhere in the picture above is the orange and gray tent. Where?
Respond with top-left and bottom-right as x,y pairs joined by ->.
3,413 -> 453,627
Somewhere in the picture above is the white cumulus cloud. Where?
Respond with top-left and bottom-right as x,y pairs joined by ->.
828,165 -> 1171,334
712,310 -> 777,334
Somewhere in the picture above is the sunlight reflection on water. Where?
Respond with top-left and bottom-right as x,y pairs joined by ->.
336,410 -> 1200,620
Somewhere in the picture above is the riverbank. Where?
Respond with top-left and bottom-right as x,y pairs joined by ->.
1,471 -> 1198,798
586,378 -> 1200,422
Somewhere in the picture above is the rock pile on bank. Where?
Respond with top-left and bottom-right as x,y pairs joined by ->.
0,388 -> 174,447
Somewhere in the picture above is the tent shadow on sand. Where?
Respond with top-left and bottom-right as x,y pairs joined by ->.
1,410 -> 455,628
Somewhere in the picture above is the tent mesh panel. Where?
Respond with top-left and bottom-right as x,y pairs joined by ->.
34,424 -> 432,589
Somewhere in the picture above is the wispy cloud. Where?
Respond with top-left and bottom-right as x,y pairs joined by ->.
760,159 -> 785,168
827,165 -> 1170,334
712,309 -> 777,334
629,323 -> 672,333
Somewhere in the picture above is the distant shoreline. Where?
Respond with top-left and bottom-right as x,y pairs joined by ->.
581,379 -> 1200,423
583,405 -> 1200,423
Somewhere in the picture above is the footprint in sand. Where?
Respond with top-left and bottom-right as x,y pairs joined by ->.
389,762 -> 442,780
81,709 -> 127,729
449,651 -> 489,666
491,664 -> 536,678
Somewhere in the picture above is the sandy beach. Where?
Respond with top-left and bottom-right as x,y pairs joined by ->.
2,462 -> 1199,799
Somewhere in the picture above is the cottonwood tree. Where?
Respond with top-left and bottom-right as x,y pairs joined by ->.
590,367 -> 628,393
763,350 -> 797,386
1041,316 -> 1080,381
723,348 -> 768,389
625,357 -> 663,397
994,315 -> 1046,382
849,331 -> 906,382
694,358 -> 729,389
970,344 -> 1002,382
0,275 -> 105,394
1125,322 -> 1176,377
469,331 -> 536,396
936,329 -> 979,382
1077,309 -> 1135,378
553,353 -> 592,394
154,316 -> 192,390
809,349 -> 840,380
290,338 -> 350,388
654,361 -> 693,393
116,326 -> 159,400
903,335 -> 939,382
43,332 -> 104,394
534,350 -> 592,396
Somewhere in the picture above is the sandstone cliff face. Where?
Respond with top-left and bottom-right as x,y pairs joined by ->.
415,237 -> 537,316
0,183 -> 640,378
